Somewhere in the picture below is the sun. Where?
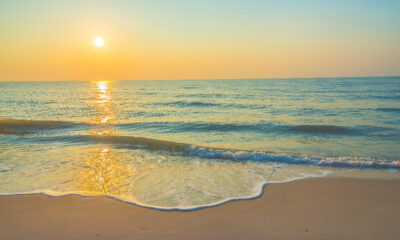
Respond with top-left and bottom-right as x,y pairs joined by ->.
94,37 -> 104,47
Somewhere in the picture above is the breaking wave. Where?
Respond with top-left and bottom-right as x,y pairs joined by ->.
1,117 -> 399,170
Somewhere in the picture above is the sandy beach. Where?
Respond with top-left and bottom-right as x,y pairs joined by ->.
1,177 -> 399,240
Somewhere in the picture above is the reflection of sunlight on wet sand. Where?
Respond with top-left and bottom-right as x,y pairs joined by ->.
80,146 -> 132,196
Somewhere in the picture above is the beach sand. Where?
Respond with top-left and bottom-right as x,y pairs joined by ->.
1,177 -> 399,240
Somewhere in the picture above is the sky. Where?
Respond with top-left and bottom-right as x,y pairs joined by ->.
0,0 -> 399,81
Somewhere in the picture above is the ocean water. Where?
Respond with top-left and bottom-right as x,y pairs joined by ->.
0,77 -> 399,209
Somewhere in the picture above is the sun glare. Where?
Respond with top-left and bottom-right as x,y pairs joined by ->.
94,37 -> 104,47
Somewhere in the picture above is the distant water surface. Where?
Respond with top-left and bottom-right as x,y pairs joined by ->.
0,78 -> 399,209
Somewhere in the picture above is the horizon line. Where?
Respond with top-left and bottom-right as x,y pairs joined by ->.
1,75 -> 399,82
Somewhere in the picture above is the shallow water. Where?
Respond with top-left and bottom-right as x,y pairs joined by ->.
0,78 -> 399,209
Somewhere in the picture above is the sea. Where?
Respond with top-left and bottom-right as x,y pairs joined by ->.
1,77 -> 399,210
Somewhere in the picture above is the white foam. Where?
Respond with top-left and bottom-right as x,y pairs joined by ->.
0,169 -> 331,211
186,146 -> 400,170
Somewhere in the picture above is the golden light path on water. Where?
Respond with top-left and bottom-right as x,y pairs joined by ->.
94,81 -> 114,128
79,80 -> 133,196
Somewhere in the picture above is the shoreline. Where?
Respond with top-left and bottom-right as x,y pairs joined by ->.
1,177 -> 400,240
0,174 -> 330,212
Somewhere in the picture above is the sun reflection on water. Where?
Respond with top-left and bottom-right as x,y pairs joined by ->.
79,80 -> 132,196
92,80 -> 115,133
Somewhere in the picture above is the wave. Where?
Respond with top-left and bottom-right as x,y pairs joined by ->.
375,108 -> 400,113
121,121 -> 363,135
0,118 -> 77,135
287,125 -> 357,135
1,118 -> 389,137
186,147 -> 400,170
162,100 -> 219,107
2,118 -> 399,169
25,133 -> 400,170
120,121 -> 266,132
175,93 -> 227,99
30,134 -> 190,152
148,100 -> 263,109
92,135 -> 189,152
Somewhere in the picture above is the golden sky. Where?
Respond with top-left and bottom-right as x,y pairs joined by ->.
1,1 -> 399,81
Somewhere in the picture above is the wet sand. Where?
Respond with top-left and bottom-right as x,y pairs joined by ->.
1,177 -> 400,240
